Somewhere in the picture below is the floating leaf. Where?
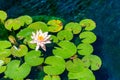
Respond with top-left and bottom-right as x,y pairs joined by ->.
5,19 -> 22,31
28,21 -> 48,32
18,15 -> 32,26
0,66 -> 6,73
53,41 -> 77,59
47,20 -> 63,32
8,35 -> 17,44
82,55 -> 102,70
77,43 -> 93,55
43,75 -> 60,80
50,35 -> 59,43
79,19 -> 96,30
57,30 -> 73,41
11,45 -> 28,57
65,22 -> 82,34
52,76 -> 61,80
68,68 -> 95,80
79,31 -> 97,44
25,50 -> 44,66
0,49 -> 11,58
0,10 -> 7,21
0,41 -> 11,49
0,57 -> 11,64
17,28 -> 35,39
66,58 -> 84,73
5,60 -> 31,80
44,56 -> 65,75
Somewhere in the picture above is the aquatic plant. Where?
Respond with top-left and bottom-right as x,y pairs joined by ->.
0,10 -> 102,80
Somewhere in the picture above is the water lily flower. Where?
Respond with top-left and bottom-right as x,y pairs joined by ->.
30,30 -> 51,51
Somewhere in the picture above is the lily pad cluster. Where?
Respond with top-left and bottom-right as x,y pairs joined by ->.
0,10 -> 102,80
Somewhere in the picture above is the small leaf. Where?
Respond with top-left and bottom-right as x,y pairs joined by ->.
0,49 -> 11,58
77,43 -> 93,55
79,31 -> 97,44
79,19 -> 96,30
47,20 -> 63,32
57,30 -> 73,41
28,21 -> 48,32
0,41 -> 11,49
5,60 -> 31,79
66,58 -> 84,72
0,57 -> 11,64
25,50 -> 44,66
50,35 -> 59,43
0,10 -> 7,21
68,68 -> 95,80
53,41 -> 77,59
44,56 -> 65,75
0,66 -> 6,73
82,55 -> 102,70
52,76 -> 61,80
65,22 -> 82,34
11,45 -> 28,57
43,75 -> 52,80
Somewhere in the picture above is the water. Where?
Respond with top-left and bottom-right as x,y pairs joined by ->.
0,0 -> 120,80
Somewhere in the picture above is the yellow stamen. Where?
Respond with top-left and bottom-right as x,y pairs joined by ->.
38,36 -> 44,41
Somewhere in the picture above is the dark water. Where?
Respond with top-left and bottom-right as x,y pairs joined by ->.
0,0 -> 120,80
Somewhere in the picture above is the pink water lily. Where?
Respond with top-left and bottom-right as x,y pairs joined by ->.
30,30 -> 51,51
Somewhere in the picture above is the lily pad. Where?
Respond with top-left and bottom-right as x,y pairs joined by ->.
43,75 -> 60,80
25,50 -> 44,66
5,60 -> 31,80
28,21 -> 48,32
79,31 -> 97,44
77,43 -> 93,55
5,19 -> 22,31
66,58 -> 84,72
0,66 -> 6,73
53,41 -> 77,59
50,35 -> 59,43
79,19 -> 96,30
65,22 -> 82,34
68,68 -> 95,80
44,56 -> 65,75
82,55 -> 102,70
57,30 -> 73,41
0,41 -> 11,49
0,57 -> 11,64
0,10 -> 7,21
47,20 -> 63,32
11,45 -> 28,57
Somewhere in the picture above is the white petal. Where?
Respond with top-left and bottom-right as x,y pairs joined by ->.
41,44 -> 46,51
45,40 -> 51,44
43,32 -> 48,38
39,30 -> 43,35
35,45 -> 40,51
44,35 -> 51,41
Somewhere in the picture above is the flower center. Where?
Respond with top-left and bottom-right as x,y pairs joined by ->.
38,35 -> 44,41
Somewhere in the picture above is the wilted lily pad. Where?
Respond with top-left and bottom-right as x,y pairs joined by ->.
65,22 -> 82,34
53,41 -> 77,59
68,68 -> 95,80
79,19 -> 96,30
82,55 -> 102,70
43,75 -> 60,80
79,31 -> 97,44
11,45 -> 28,57
25,50 -> 44,66
0,41 -> 11,49
66,58 -> 84,73
44,56 -> 65,75
0,10 -> 7,21
77,43 -> 93,55
28,21 -> 48,32
47,20 -> 63,32
5,60 -> 31,80
57,30 -> 73,41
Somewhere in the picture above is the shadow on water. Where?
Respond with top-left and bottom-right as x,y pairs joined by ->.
0,0 -> 120,80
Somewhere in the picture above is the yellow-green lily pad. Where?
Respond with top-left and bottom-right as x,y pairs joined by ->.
0,10 -> 7,21
0,66 -> 6,73
0,41 -> 11,49
43,75 -> 60,80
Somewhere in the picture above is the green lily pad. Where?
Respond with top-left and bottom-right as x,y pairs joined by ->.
66,58 -> 84,72
11,45 -> 28,57
5,19 -> 22,31
79,19 -> 96,30
43,75 -> 60,80
25,50 -> 44,66
77,43 -> 93,55
28,21 -> 48,32
0,41 -> 11,49
57,30 -> 73,41
0,57 -> 11,64
5,60 -> 31,80
0,10 -> 7,21
50,35 -> 59,43
0,66 -> 6,73
79,31 -> 97,44
18,15 -> 32,26
82,55 -> 102,70
47,20 -> 63,32
68,68 -> 95,80
44,56 -> 65,75
53,41 -> 77,59
65,22 -> 82,34
0,49 -> 11,58
17,28 -> 35,39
